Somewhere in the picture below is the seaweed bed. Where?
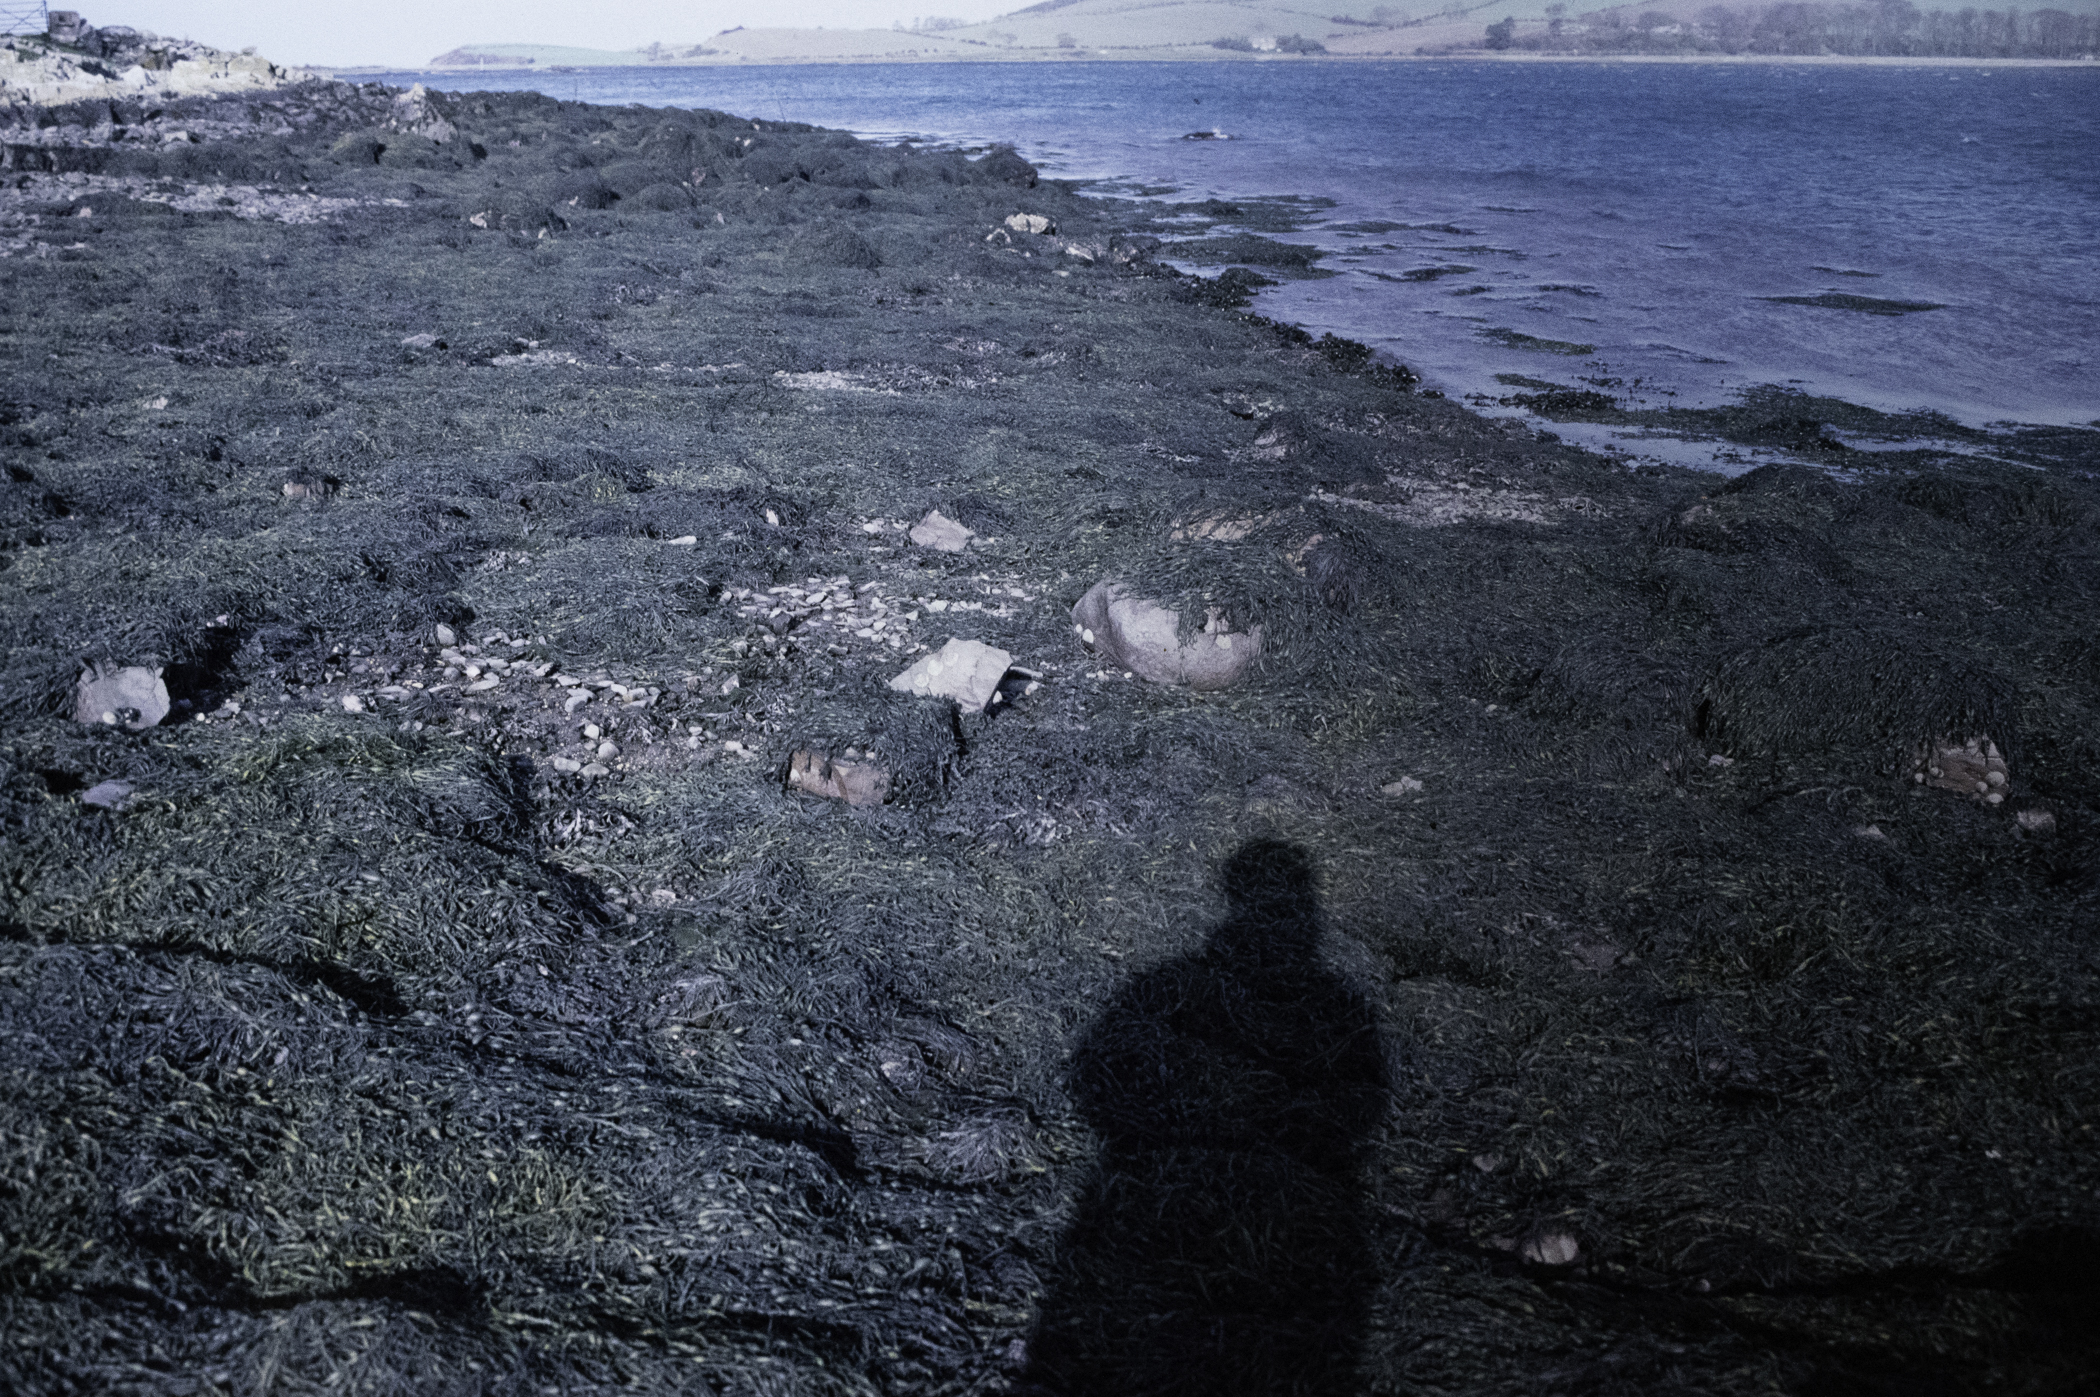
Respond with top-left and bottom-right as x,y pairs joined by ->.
2,81 -> 2098,1396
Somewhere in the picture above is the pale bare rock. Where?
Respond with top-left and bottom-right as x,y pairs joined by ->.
1003,213 -> 1055,235
908,509 -> 976,553
387,84 -> 457,143
79,779 -> 134,810
1070,580 -> 1261,690
889,637 -> 1013,713
2016,808 -> 2057,835
786,750 -> 891,807
1521,1231 -> 1581,1267
1380,776 -> 1424,795
73,664 -> 169,730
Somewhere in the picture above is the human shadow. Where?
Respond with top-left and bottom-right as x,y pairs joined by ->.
1025,840 -> 1391,1396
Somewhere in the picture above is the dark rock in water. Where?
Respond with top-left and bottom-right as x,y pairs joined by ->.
1763,293 -> 1945,315
1513,388 -> 1617,416
1732,417 -> 1851,454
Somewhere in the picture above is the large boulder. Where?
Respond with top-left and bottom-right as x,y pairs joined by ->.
1071,582 -> 1261,690
387,84 -> 457,144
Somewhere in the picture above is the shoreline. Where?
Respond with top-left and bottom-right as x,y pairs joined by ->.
2,77 -> 2096,1397
329,51 -> 2100,74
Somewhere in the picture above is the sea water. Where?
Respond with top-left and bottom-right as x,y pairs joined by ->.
380,60 -> 2100,468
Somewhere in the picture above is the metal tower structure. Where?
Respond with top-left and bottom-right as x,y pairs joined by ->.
0,4 -> 51,39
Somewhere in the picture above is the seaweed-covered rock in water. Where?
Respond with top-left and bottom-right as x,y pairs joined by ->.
1072,581 -> 1262,690
974,145 -> 1038,188
73,664 -> 169,730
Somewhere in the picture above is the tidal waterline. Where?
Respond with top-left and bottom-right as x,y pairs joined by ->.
380,58 -> 2100,467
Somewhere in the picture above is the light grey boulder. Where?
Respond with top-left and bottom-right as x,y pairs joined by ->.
889,638 -> 1012,713
80,779 -> 134,810
1071,581 -> 1261,690
73,665 -> 170,730
387,83 -> 456,143
908,509 -> 976,553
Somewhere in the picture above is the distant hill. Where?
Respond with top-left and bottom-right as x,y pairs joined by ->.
422,0 -> 2100,67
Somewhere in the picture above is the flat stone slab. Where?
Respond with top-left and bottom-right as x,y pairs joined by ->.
890,637 -> 1012,713
908,510 -> 976,553
73,665 -> 170,730
1071,581 -> 1261,691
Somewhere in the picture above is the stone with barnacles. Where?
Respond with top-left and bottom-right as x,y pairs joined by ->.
1070,580 -> 1261,690
73,664 -> 170,731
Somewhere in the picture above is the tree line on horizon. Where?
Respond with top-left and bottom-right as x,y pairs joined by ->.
1486,1 -> 2099,56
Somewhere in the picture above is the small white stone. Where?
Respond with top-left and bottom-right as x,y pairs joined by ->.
1216,634 -> 1232,650
668,535 -> 698,546
596,741 -> 619,761
1081,628 -> 1095,644
764,508 -> 780,526
434,624 -> 456,646
1986,792 -> 2004,805
1987,770 -> 2006,787
580,762 -> 610,778
340,694 -> 365,713
583,723 -> 602,739
551,756 -> 582,773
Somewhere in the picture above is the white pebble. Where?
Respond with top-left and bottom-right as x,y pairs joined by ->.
1986,792 -> 2004,805
596,741 -> 619,761
583,723 -> 601,739
434,624 -> 456,646
340,694 -> 365,713
1216,635 -> 1232,650
1081,628 -> 1095,644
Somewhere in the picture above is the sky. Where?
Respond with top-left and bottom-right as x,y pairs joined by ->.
98,2 -> 1022,68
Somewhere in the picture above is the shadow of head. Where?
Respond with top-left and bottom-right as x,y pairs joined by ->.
1215,837 -> 1320,959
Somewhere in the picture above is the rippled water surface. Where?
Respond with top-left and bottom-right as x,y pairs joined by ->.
381,60 -> 2100,443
